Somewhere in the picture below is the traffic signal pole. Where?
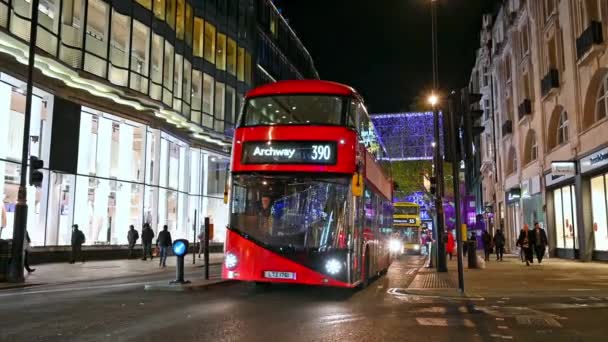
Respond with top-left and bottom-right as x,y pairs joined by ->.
8,0 -> 40,283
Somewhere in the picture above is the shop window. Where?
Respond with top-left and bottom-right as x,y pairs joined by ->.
109,10 -> 131,87
84,0 -> 109,78
216,33 -> 227,71
136,0 -> 151,9
214,82 -> 225,132
203,73 -> 214,115
245,52 -> 252,84
204,22 -> 216,64
185,4 -> 193,46
191,70 -> 202,123
521,22 -> 530,57
557,110 -> 569,145
591,175 -> 608,251
163,41 -> 174,106
596,75 -> 608,122
166,0 -> 176,30
130,20 -> 151,95
154,0 -> 165,21
150,33 -> 164,101
176,0 -> 185,40
59,0 -> 84,68
237,47 -> 245,81
227,38 -> 237,76
193,18 -> 204,57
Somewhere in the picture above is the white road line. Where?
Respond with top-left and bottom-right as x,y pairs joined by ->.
0,281 -> 150,297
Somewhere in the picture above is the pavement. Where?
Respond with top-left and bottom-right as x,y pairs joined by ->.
0,253 -> 225,289
1,254 -> 608,341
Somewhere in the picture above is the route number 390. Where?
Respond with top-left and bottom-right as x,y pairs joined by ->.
311,145 -> 332,161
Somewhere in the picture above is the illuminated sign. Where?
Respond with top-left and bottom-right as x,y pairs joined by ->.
551,161 -> 576,177
506,188 -> 521,204
242,141 -> 337,165
394,218 -> 417,225
581,148 -> 608,174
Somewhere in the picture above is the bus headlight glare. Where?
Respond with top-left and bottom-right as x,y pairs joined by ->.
413,244 -> 420,250
225,253 -> 238,269
325,259 -> 342,275
389,239 -> 402,253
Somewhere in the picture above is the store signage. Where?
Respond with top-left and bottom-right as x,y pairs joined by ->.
242,141 -> 337,165
394,218 -> 417,225
580,147 -> 608,174
506,188 -> 521,204
551,161 -> 576,177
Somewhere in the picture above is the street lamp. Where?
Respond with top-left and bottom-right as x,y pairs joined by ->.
428,94 -> 439,107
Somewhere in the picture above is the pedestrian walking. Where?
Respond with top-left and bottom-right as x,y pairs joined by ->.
532,222 -> 548,264
198,228 -> 205,259
482,230 -> 493,262
493,229 -> 505,261
141,223 -> 155,261
24,230 -> 35,273
517,224 -> 534,266
127,225 -> 139,259
446,229 -> 455,260
70,224 -> 86,264
156,225 -> 172,268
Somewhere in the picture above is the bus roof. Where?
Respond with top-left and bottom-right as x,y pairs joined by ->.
394,202 -> 419,207
246,80 -> 360,99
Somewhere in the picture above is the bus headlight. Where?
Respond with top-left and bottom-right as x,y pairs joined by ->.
225,252 -> 238,269
389,239 -> 402,253
325,259 -> 342,275
413,244 -> 420,251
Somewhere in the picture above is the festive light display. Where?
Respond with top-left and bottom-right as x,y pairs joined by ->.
371,112 -> 444,161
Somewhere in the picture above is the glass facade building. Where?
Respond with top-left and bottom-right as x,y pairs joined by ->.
0,0 -> 318,247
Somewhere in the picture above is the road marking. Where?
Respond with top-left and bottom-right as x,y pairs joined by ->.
416,317 -> 475,327
497,326 -> 509,330
0,281 -> 150,297
320,314 -> 365,325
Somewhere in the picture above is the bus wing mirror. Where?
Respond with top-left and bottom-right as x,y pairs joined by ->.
352,173 -> 363,197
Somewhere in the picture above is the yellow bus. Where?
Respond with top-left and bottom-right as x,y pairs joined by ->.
392,202 -> 421,254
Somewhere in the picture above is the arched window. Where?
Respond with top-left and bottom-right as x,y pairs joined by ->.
596,75 -> 608,121
524,130 -> 538,165
507,146 -> 517,175
558,110 -> 569,145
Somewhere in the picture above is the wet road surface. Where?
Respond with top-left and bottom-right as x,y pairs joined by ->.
1,256 -> 607,341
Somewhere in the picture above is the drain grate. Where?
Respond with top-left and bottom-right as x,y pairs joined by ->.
409,274 -> 454,289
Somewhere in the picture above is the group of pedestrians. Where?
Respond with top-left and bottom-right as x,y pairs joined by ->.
479,229 -> 506,262
517,222 -> 548,266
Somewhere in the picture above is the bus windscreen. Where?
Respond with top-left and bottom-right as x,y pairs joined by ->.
242,95 -> 344,126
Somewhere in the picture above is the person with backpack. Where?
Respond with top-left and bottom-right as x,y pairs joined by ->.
156,225 -> 172,268
127,225 -> 139,259
70,224 -> 86,264
141,223 -> 155,261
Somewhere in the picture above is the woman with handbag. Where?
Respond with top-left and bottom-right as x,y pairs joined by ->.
517,224 -> 534,266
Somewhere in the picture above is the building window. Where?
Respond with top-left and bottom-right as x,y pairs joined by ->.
237,47 -> 245,81
202,73 -> 214,128
245,52 -> 252,84
524,130 -> 537,164
557,110 -> 569,145
204,22 -> 216,64
553,185 -> 578,249
173,54 -> 184,109
166,0 -> 176,30
162,41 -> 174,106
154,0 -> 165,21
191,70 -> 202,124
227,38 -> 237,76
108,9 -> 131,87
185,4 -> 193,46
136,0 -> 151,9
591,174 -> 608,251
596,75 -> 608,121
544,0 -> 556,21
505,55 -> 512,83
176,0 -> 185,40
216,33 -> 227,71
84,0 -> 109,78
150,33 -> 164,100
193,18 -> 204,57
507,147 -> 517,175
226,85 -> 236,127
130,20 -> 151,95
521,22 -> 530,57
214,81 -> 225,132
182,59 -> 191,117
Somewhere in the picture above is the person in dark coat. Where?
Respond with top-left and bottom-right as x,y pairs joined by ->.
482,230 -> 493,262
24,230 -> 35,273
532,222 -> 548,264
156,225 -> 172,268
517,224 -> 534,266
70,224 -> 85,264
141,223 -> 155,261
493,229 -> 506,261
127,225 -> 139,259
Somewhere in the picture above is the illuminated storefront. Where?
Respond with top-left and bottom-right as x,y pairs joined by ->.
581,147 -> 608,260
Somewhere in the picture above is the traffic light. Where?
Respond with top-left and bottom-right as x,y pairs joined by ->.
461,88 -> 485,160
429,176 -> 437,195
29,156 -> 44,187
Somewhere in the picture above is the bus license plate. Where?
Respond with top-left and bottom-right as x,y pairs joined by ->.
264,271 -> 296,280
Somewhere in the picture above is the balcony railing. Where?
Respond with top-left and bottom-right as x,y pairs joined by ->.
502,120 -> 513,137
518,99 -> 532,120
576,21 -> 604,60
541,69 -> 560,97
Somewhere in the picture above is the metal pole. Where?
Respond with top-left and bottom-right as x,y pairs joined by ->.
192,210 -> 197,265
448,96 -> 465,292
204,217 -> 210,280
8,0 -> 40,283
431,0 -> 446,272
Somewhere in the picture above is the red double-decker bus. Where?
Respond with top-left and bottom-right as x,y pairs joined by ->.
222,80 -> 393,288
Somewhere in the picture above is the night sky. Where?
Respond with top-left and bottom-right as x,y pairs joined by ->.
276,0 -> 501,113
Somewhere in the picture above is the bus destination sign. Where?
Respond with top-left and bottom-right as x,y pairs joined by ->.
242,141 -> 337,165
394,218 -> 417,225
